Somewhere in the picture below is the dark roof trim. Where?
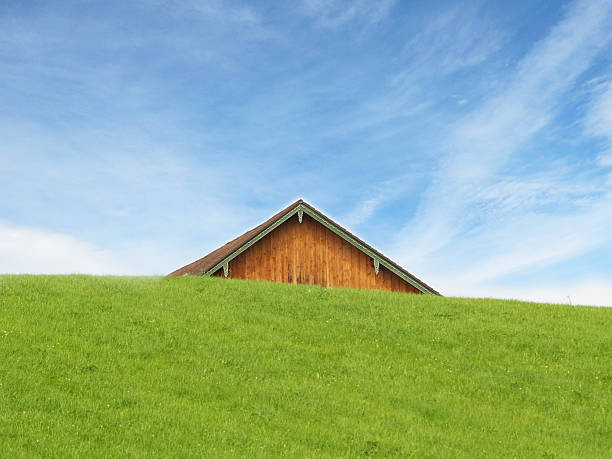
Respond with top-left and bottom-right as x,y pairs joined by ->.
200,200 -> 440,295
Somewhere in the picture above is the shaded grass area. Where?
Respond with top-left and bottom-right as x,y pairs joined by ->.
0,275 -> 610,457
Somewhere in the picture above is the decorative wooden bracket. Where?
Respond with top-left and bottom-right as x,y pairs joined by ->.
298,208 -> 304,223
223,262 -> 229,278
373,258 -> 380,275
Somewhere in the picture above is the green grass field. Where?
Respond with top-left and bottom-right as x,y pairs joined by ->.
1,275 -> 610,457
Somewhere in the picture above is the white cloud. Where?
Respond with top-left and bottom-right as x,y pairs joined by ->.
0,222 -> 134,275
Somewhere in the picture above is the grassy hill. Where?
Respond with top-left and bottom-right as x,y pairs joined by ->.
0,275 -> 610,457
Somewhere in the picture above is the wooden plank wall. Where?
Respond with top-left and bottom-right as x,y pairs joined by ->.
212,213 -> 420,294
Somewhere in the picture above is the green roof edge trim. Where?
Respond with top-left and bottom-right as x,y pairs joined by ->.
203,202 -> 438,295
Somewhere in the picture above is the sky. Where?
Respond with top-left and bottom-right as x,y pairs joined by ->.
2,0 -> 612,306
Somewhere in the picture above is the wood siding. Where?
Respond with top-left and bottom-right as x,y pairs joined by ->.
212,213 -> 421,294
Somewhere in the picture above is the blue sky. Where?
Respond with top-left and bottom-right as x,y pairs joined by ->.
2,0 -> 612,306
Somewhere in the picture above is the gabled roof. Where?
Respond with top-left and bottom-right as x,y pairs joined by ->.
168,199 -> 441,295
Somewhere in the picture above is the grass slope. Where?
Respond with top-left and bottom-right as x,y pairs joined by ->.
0,275 -> 610,457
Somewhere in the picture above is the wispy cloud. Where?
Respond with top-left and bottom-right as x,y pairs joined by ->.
138,0 -> 262,25
330,5 -> 510,222
394,5 -> 506,82
341,173 -> 424,227
301,0 -> 397,28
312,4 -> 506,147
394,0 -> 612,262
584,77 -> 612,166
189,0 -> 261,24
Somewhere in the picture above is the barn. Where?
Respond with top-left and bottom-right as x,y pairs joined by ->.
168,200 -> 440,295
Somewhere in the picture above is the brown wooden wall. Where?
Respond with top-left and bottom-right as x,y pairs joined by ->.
212,213 -> 420,294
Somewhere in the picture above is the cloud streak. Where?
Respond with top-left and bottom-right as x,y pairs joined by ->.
301,0 -> 397,28
394,0 -> 612,261
584,78 -> 612,166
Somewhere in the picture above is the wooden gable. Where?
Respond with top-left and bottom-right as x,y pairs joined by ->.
212,212 -> 421,293
169,200 -> 440,295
